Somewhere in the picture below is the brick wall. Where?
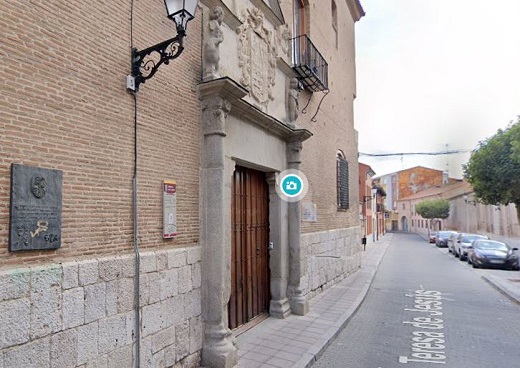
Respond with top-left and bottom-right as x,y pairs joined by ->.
0,0 -> 202,267
279,0 -> 360,234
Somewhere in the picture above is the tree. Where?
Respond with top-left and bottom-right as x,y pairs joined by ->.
415,199 -> 450,234
463,118 -> 520,221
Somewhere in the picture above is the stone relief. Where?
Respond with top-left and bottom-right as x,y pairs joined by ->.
31,174 -> 46,198
236,7 -> 276,106
203,6 -> 224,81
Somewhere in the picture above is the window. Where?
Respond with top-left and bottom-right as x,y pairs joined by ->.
337,151 -> 349,210
412,220 -> 414,227
402,203 -> 405,210
331,0 -> 338,48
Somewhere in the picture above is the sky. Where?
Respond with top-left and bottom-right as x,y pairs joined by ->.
354,0 -> 520,179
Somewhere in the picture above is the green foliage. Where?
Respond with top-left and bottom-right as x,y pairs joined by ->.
415,199 -> 450,220
463,117 -> 520,206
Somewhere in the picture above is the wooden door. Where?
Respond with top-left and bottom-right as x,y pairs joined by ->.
229,166 -> 270,330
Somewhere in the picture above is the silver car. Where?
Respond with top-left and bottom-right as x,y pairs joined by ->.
454,233 -> 489,261
447,232 -> 461,254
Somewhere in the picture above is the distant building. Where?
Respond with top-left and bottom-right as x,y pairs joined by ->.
397,179 -> 520,239
359,162 -> 376,240
397,181 -> 470,233
374,166 -> 459,211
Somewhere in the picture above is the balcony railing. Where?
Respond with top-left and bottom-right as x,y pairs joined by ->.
292,34 -> 328,92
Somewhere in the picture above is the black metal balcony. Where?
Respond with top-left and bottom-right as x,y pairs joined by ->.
292,34 -> 328,92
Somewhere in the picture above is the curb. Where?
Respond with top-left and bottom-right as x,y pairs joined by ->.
481,274 -> 520,305
295,234 -> 393,368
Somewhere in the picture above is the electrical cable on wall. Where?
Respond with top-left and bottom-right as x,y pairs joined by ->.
129,1 -> 141,367
310,89 -> 330,123
301,92 -> 312,114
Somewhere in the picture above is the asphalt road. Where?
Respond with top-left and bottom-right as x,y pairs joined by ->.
312,232 -> 520,368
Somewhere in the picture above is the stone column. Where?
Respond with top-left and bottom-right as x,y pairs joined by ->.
267,173 -> 291,319
198,78 -> 247,368
286,138 -> 309,315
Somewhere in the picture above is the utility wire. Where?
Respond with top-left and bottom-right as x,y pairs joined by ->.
359,149 -> 470,157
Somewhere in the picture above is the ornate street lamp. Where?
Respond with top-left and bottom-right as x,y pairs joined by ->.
129,0 -> 199,91
371,187 -> 378,199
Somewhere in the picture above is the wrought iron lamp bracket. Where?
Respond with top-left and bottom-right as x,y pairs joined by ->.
131,27 -> 186,91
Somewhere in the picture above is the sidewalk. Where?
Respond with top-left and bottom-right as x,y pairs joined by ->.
235,234 -> 393,368
478,233 -> 520,304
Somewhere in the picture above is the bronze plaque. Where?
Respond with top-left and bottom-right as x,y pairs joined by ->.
9,164 -> 63,251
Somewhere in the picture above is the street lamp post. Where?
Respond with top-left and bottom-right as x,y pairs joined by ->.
125,2 -> 199,367
128,0 -> 199,92
372,187 -> 377,242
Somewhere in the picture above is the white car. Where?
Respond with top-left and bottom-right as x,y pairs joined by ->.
455,233 -> 489,261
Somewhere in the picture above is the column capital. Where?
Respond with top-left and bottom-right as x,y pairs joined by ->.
201,97 -> 231,137
286,129 -> 312,164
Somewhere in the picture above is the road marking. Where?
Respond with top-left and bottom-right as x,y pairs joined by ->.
399,288 -> 447,365
399,355 -> 446,364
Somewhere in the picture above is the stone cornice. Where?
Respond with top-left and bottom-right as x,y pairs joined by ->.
198,77 -> 313,143
277,58 -> 297,79
345,0 -> 365,22
198,77 -> 248,104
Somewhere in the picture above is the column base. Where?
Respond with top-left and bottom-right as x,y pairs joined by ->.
289,295 -> 309,316
201,323 -> 238,368
269,298 -> 291,319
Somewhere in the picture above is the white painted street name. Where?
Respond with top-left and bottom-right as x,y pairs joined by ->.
399,289 -> 447,364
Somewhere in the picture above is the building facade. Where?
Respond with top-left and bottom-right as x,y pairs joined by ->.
396,182 -> 469,234
358,162 -> 375,241
397,180 -> 520,239
0,1 -> 364,367
444,191 -> 520,238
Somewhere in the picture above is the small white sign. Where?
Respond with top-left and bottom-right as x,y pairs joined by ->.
301,201 -> 317,222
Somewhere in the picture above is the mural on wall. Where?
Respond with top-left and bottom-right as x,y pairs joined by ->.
236,7 -> 277,106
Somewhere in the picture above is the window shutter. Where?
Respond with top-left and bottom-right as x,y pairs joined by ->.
337,158 -> 349,210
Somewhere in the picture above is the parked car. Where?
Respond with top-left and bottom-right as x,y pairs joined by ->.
455,233 -> 488,261
436,231 -> 457,248
429,231 -> 439,244
447,232 -> 461,254
467,239 -> 520,270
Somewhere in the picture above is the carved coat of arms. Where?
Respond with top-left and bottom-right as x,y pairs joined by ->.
236,8 -> 276,106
